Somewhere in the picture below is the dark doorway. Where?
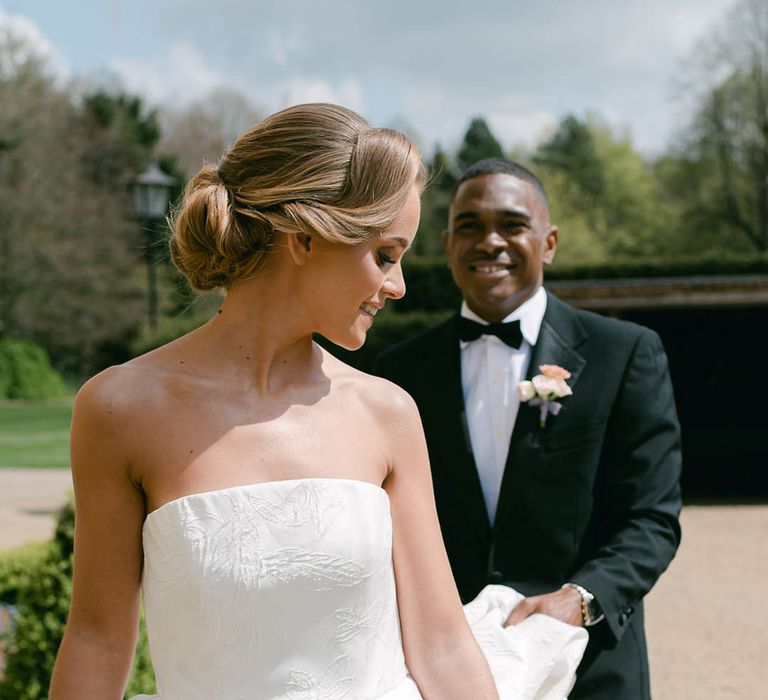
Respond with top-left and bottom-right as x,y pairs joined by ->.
619,307 -> 767,500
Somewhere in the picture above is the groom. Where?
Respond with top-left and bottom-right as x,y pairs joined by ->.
375,159 -> 682,699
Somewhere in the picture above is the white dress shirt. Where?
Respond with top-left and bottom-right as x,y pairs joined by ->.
460,286 -> 547,524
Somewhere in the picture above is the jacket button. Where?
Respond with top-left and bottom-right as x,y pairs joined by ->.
489,570 -> 504,583
619,611 -> 629,625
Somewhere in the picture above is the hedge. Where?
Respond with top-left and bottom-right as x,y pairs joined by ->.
0,499 -> 156,698
0,340 -> 67,400
544,251 -> 768,280
125,251 -> 768,367
392,252 -> 768,313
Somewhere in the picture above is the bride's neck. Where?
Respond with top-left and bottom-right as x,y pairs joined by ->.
196,276 -> 322,394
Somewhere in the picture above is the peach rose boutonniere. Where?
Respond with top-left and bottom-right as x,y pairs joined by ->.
517,364 -> 573,427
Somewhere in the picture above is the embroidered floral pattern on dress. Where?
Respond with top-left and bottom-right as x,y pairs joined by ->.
139,479 -> 410,699
249,481 -> 345,535
286,656 -> 354,700
333,598 -> 381,644
264,546 -> 372,590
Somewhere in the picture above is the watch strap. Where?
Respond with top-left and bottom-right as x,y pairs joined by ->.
561,582 -> 599,626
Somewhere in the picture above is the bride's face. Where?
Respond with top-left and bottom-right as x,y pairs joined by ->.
307,186 -> 421,350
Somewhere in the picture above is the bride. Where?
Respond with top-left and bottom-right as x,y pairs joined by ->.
49,103 -> 585,699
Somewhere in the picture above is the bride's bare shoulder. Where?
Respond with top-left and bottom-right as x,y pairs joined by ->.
75,342 -> 192,423
324,350 -> 420,424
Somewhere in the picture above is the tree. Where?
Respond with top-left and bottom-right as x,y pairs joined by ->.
154,90 -> 263,318
671,0 -> 768,252
532,114 -> 662,261
158,87 -> 262,178
534,115 -> 604,204
0,28 -> 149,376
456,117 -> 504,171
410,117 -> 503,258
80,90 -> 160,187
589,121 -> 661,256
413,144 -> 457,256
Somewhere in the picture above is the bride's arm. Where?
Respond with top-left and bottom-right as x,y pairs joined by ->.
49,370 -> 146,699
379,383 -> 499,700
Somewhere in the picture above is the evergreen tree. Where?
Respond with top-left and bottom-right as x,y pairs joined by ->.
412,145 -> 458,256
81,90 -> 161,188
456,117 -> 504,171
533,115 -> 605,202
532,115 -> 663,261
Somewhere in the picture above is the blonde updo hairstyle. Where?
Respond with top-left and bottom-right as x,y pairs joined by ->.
170,103 -> 427,290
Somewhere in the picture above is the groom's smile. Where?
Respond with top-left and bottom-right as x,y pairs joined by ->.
467,256 -> 517,277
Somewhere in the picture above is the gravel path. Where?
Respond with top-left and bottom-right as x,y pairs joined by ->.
0,468 -> 72,549
1,469 -> 765,698
645,504 -> 768,699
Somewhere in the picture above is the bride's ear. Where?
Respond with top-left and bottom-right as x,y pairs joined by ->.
286,231 -> 313,265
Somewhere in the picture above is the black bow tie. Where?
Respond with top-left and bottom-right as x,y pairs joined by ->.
458,317 -> 523,348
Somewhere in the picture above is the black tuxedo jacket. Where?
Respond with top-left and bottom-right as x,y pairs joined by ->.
375,293 -> 682,700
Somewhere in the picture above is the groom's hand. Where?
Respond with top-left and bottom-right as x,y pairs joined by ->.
503,587 -> 582,627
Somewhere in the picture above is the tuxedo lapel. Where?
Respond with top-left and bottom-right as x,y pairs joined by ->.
416,316 -> 492,541
525,296 -> 587,394
493,293 -> 588,532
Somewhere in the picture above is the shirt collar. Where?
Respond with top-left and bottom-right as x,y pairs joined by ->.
460,286 -> 547,346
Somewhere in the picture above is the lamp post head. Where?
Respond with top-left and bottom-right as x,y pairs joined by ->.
132,160 -> 176,220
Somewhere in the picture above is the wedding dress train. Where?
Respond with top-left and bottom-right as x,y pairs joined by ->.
131,478 -> 586,700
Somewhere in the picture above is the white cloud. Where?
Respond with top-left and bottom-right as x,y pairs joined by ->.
109,42 -> 238,106
265,30 -> 302,67
109,39 -> 365,118
489,111 -> 559,152
404,84 -> 558,154
271,77 -> 365,113
650,0 -> 739,54
3,0 -> 741,156
0,3 -> 68,80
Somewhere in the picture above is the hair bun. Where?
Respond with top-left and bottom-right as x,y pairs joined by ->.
169,103 -> 425,290
169,165 -> 271,290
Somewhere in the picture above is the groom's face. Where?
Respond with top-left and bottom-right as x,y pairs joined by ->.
443,173 -> 558,323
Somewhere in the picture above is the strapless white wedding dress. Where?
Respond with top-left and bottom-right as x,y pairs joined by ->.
131,478 -> 586,700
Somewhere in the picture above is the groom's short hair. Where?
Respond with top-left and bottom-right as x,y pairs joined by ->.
453,158 -> 549,208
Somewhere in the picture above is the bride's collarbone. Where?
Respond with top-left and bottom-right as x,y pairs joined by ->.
138,433 -> 389,515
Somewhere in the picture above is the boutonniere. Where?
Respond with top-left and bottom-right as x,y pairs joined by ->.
517,364 -> 573,428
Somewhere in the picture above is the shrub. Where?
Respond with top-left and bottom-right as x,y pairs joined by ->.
0,355 -> 10,399
0,542 -> 52,606
0,499 -> 156,698
0,548 -> 72,700
0,340 -> 67,400
124,619 -> 155,698
317,308 -> 454,373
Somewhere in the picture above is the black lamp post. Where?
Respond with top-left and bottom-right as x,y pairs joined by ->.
132,160 -> 176,331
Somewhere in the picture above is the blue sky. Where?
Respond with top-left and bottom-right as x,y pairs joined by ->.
1,0 -> 738,155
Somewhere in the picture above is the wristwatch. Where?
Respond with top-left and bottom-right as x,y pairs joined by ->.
561,582 -> 602,626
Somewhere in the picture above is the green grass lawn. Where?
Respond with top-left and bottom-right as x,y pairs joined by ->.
0,399 -> 73,469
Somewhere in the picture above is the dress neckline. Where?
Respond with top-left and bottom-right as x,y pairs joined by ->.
145,477 -> 388,523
